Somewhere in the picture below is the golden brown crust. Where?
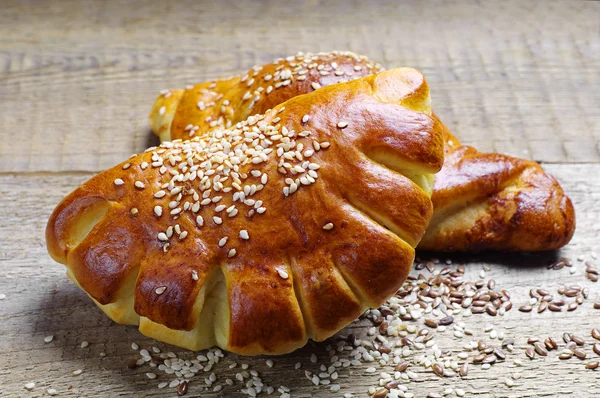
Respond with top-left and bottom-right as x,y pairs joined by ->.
418,144 -> 575,251
48,68 -> 443,355
149,52 -> 575,252
150,51 -> 383,142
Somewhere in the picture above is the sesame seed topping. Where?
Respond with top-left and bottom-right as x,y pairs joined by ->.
134,181 -> 145,189
227,249 -> 237,258
44,335 -> 54,343
130,208 -> 138,215
277,269 -> 289,279
323,222 -> 334,230
159,106 -> 166,115
337,121 -> 349,128
155,286 -> 166,295
302,115 -> 311,124
239,230 -> 250,240
191,270 -> 199,281
114,178 -> 124,186
218,237 -> 228,247
311,82 -> 321,90
157,232 -> 168,241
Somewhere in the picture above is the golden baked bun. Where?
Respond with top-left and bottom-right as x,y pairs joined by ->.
418,119 -> 575,251
47,69 -> 445,355
150,51 -> 574,252
149,51 -> 384,142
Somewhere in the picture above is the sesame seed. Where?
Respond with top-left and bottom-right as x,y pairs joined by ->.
114,178 -> 124,186
44,335 -> 54,343
228,249 -> 237,258
213,216 -> 223,225
154,206 -> 163,217
311,82 -> 321,90
155,286 -> 166,295
239,230 -> 250,240
323,223 -> 334,231
277,269 -> 289,279
157,232 -> 168,241
24,382 -> 35,390
80,341 -> 89,348
134,181 -> 145,189
47,388 -> 58,395
72,369 -> 83,376
131,343 -> 139,350
192,270 -> 199,281
302,115 -> 310,124
159,106 -> 166,115
218,237 -> 228,247
337,121 -> 349,128
196,216 -> 204,227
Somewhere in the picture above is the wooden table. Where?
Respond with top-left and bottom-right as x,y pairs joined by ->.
1,0 -> 598,396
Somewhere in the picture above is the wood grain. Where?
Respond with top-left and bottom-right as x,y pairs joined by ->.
1,164 -> 599,397
1,0 -> 599,396
0,0 -> 598,173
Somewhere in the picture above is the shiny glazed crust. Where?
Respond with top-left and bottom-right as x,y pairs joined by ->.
47,68 -> 445,355
150,51 -> 574,252
418,119 -> 575,251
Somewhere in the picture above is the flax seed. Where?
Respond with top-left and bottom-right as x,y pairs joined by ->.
525,347 -> 535,359
571,335 -> 585,346
586,361 -> 599,369
177,380 -> 189,396
534,342 -> 548,356
459,362 -> 468,377
573,349 -> 587,360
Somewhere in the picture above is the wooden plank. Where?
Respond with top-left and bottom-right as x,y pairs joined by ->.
0,0 -> 598,173
1,164 -> 599,397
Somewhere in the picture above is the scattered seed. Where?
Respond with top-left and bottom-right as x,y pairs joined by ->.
587,361 -> 599,369
44,335 -> 54,343
177,380 -> 189,396
593,343 -> 600,356
592,329 -> 600,341
459,363 -> 468,377
395,361 -> 409,372
571,335 -> 585,346
534,342 -> 548,356
424,319 -> 438,328
432,363 -> 445,377
372,388 -> 388,398
573,349 -> 587,360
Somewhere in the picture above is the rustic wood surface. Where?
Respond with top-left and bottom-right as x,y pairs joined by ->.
0,0 -> 598,397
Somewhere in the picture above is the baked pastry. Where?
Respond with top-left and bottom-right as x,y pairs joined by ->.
418,118 -> 575,251
150,51 -> 574,251
47,68 -> 445,354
